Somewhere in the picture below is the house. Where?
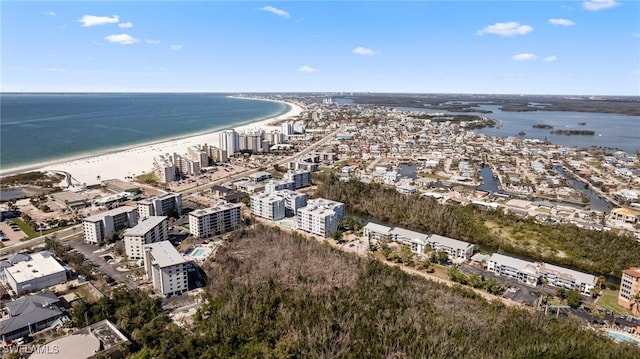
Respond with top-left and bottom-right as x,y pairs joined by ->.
0,291 -> 67,342
618,267 -> 640,316
610,207 -> 639,224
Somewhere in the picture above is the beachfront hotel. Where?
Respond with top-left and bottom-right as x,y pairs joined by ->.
219,130 -> 239,156
124,216 -> 169,260
188,201 -> 241,238
137,192 -> 182,219
618,267 -> 640,315
83,206 -> 139,244
296,198 -> 345,238
143,241 -> 188,297
153,154 -> 176,183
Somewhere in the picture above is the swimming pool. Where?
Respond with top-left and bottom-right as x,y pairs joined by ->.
192,249 -> 205,257
607,331 -> 640,346
279,221 -> 293,228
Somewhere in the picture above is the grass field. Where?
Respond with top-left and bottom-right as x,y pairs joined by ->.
598,290 -> 631,315
11,218 -> 38,238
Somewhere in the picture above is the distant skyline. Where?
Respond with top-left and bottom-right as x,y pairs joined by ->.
2,1 -> 639,95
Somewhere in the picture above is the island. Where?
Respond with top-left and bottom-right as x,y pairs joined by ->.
532,124 -> 554,129
550,129 -> 595,135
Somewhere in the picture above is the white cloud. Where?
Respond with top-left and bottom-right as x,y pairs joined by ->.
170,45 -> 182,51
512,53 -> 537,61
297,65 -> 317,73
39,68 -> 66,72
145,39 -> 160,44
476,22 -> 533,36
633,33 -> 640,38
548,18 -> 575,26
583,0 -> 620,11
118,22 -> 133,29
352,46 -> 378,56
544,55 -> 559,63
259,6 -> 290,18
47,11 -> 56,16
105,34 -> 139,45
79,15 -> 120,27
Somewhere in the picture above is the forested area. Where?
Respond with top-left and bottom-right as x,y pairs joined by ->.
75,225 -> 640,358
314,174 -> 640,277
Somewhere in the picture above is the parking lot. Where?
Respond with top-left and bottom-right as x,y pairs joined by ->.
70,238 -> 134,289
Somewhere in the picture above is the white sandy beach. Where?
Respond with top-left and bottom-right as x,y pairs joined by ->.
1,98 -> 304,186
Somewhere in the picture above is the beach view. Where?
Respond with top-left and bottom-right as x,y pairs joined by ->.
1,1 -> 640,358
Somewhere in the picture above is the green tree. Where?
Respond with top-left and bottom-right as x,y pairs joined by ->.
566,289 -> 582,309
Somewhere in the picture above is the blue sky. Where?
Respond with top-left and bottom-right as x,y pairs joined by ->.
2,1 -> 639,95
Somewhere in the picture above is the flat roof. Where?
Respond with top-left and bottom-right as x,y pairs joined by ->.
144,241 -> 186,268
138,192 -> 181,204
124,216 -> 166,237
5,252 -> 66,284
189,202 -> 241,217
101,178 -> 140,192
50,191 -> 87,203
84,206 -> 136,222
612,207 -> 640,217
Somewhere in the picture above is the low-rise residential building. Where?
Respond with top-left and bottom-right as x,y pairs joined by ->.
143,241 -> 188,297
487,253 -> 597,295
610,207 -> 639,224
0,291 -> 67,342
3,251 -> 68,296
363,223 -> 474,258
296,198 -> 345,237
618,267 -> 640,316
82,206 -> 139,244
250,192 -> 285,221
426,234 -> 475,260
137,192 -> 182,218
124,216 -> 169,260
188,201 -> 241,238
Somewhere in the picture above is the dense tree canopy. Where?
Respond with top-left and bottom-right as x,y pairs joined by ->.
314,174 -> 640,277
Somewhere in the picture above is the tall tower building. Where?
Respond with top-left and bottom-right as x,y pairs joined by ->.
219,130 -> 239,156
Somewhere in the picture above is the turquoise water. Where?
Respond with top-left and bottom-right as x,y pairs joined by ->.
192,249 -> 205,257
0,93 -> 289,169
607,331 -> 640,346
279,221 -> 293,228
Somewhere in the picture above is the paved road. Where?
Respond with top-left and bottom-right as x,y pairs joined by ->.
69,237 -> 137,289
180,128 -> 341,196
0,224 -> 82,256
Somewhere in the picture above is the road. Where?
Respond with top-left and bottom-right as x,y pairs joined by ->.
180,128 -> 341,196
0,224 -> 82,256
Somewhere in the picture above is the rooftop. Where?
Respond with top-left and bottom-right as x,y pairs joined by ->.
622,267 -> 640,278
190,202 -> 241,217
124,216 -> 167,237
5,252 -> 66,283
428,234 -> 474,250
84,206 -> 137,222
1,291 -> 63,336
144,240 -> 186,268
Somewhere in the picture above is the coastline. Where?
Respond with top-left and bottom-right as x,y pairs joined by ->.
0,97 -> 303,186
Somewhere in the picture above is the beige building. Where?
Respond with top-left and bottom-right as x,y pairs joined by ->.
83,206 -> 138,244
618,267 -> 640,316
188,201 -> 241,238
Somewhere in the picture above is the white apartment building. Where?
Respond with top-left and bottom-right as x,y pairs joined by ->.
153,154 -> 176,183
187,145 -> 209,167
83,206 -> 138,244
487,253 -> 597,295
143,241 -> 188,297
137,192 -> 182,219
250,193 -> 285,221
275,190 -> 307,216
296,198 -> 345,238
124,216 -> 169,260
189,201 -> 241,238
284,170 -> 311,189
204,144 -> 228,163
219,130 -> 239,156
3,252 -> 67,295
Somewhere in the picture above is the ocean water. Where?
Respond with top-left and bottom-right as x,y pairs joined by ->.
0,93 -> 289,169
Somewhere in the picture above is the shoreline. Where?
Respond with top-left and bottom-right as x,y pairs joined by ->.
0,97 -> 303,185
